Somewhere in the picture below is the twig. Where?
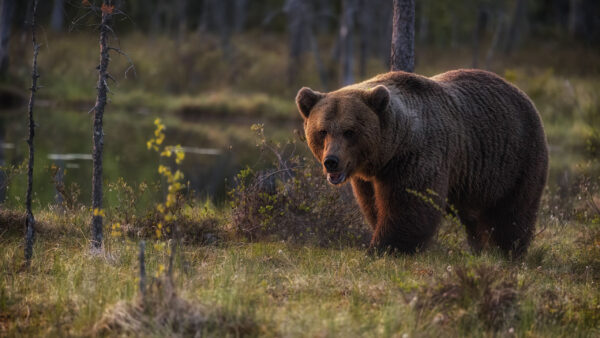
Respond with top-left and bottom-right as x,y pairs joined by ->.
108,46 -> 137,78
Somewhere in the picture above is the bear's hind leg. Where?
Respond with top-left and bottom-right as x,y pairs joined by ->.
484,192 -> 540,258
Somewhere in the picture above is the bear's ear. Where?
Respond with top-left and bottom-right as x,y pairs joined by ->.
363,85 -> 390,114
296,87 -> 324,119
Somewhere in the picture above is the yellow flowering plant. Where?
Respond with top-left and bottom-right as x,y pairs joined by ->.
147,118 -> 186,276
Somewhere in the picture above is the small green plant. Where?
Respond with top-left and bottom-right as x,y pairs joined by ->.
147,118 -> 186,275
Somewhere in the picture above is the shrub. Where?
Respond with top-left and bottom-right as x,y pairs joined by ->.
228,124 -> 371,247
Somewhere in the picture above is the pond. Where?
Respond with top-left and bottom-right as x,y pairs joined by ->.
0,106 -> 304,211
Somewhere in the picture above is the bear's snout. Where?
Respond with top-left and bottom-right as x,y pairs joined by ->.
323,156 -> 340,172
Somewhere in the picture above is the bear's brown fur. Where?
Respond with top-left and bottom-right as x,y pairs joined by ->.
296,69 -> 548,257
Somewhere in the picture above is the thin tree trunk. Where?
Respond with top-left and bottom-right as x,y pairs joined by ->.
0,125 -> 5,204
233,0 -> 248,33
0,0 -> 15,78
485,11 -> 505,69
50,0 -> 64,32
91,0 -> 113,250
505,0 -> 527,54
340,0 -> 357,85
357,0 -> 370,79
390,0 -> 415,72
418,0 -> 428,43
472,7 -> 487,68
25,0 -> 39,265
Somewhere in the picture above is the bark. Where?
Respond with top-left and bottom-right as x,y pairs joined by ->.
91,0 -> 113,250
50,0 -> 64,32
25,0 -> 39,265
390,0 -> 415,72
0,0 -> 15,78
340,0 -> 357,85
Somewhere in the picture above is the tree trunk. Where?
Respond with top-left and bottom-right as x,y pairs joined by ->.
0,125 -> 5,204
340,0 -> 357,85
418,0 -> 428,43
390,0 -> 414,72
485,10 -> 505,69
50,0 -> 64,32
0,0 -> 15,78
25,0 -> 39,265
233,0 -> 248,33
91,0 -> 113,250
505,0 -> 527,54
176,0 -> 187,42
472,7 -> 487,68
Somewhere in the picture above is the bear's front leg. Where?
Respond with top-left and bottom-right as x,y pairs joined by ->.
351,177 -> 378,230
369,181 -> 445,254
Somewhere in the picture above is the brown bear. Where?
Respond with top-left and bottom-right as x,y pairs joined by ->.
296,70 -> 548,257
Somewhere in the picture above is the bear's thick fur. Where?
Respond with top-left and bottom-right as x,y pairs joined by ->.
296,70 -> 548,256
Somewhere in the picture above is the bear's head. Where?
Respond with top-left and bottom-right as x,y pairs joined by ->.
296,85 -> 390,185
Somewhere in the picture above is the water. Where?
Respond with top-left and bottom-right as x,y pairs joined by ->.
0,107 -> 299,210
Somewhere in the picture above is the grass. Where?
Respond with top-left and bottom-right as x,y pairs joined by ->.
0,207 -> 598,337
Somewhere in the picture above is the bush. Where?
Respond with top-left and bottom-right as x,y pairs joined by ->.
228,125 -> 371,247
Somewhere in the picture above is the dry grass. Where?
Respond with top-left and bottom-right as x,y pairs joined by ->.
94,276 -> 262,337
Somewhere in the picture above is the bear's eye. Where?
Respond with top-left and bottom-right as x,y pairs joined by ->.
319,130 -> 327,137
343,130 -> 355,139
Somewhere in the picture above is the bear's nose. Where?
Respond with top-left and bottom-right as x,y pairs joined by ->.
324,156 -> 339,171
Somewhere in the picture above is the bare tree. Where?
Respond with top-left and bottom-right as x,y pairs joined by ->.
91,0 -> 114,250
284,0 -> 328,88
25,0 -> 39,265
472,6 -> 488,68
505,0 -> 527,55
0,0 -> 15,78
50,0 -> 65,32
390,0 -> 415,72
340,0 -> 357,85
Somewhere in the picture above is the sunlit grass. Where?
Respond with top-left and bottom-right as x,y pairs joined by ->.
0,206 -> 598,336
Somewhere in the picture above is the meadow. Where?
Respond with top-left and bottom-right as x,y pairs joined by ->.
0,32 -> 599,337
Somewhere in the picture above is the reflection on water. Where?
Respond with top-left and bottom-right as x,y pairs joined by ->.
0,107 -> 280,210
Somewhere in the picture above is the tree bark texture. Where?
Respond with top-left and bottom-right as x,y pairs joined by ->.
390,0 -> 415,72
25,0 -> 39,265
0,0 -> 15,78
91,0 -> 113,249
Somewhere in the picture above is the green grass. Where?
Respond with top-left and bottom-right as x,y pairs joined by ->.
0,206 -> 598,337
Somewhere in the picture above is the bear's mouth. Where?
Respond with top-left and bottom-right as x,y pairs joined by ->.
327,172 -> 346,185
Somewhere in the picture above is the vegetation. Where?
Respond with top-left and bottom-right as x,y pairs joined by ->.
0,0 -> 599,336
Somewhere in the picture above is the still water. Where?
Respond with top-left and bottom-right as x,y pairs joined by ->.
0,107 -> 300,210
